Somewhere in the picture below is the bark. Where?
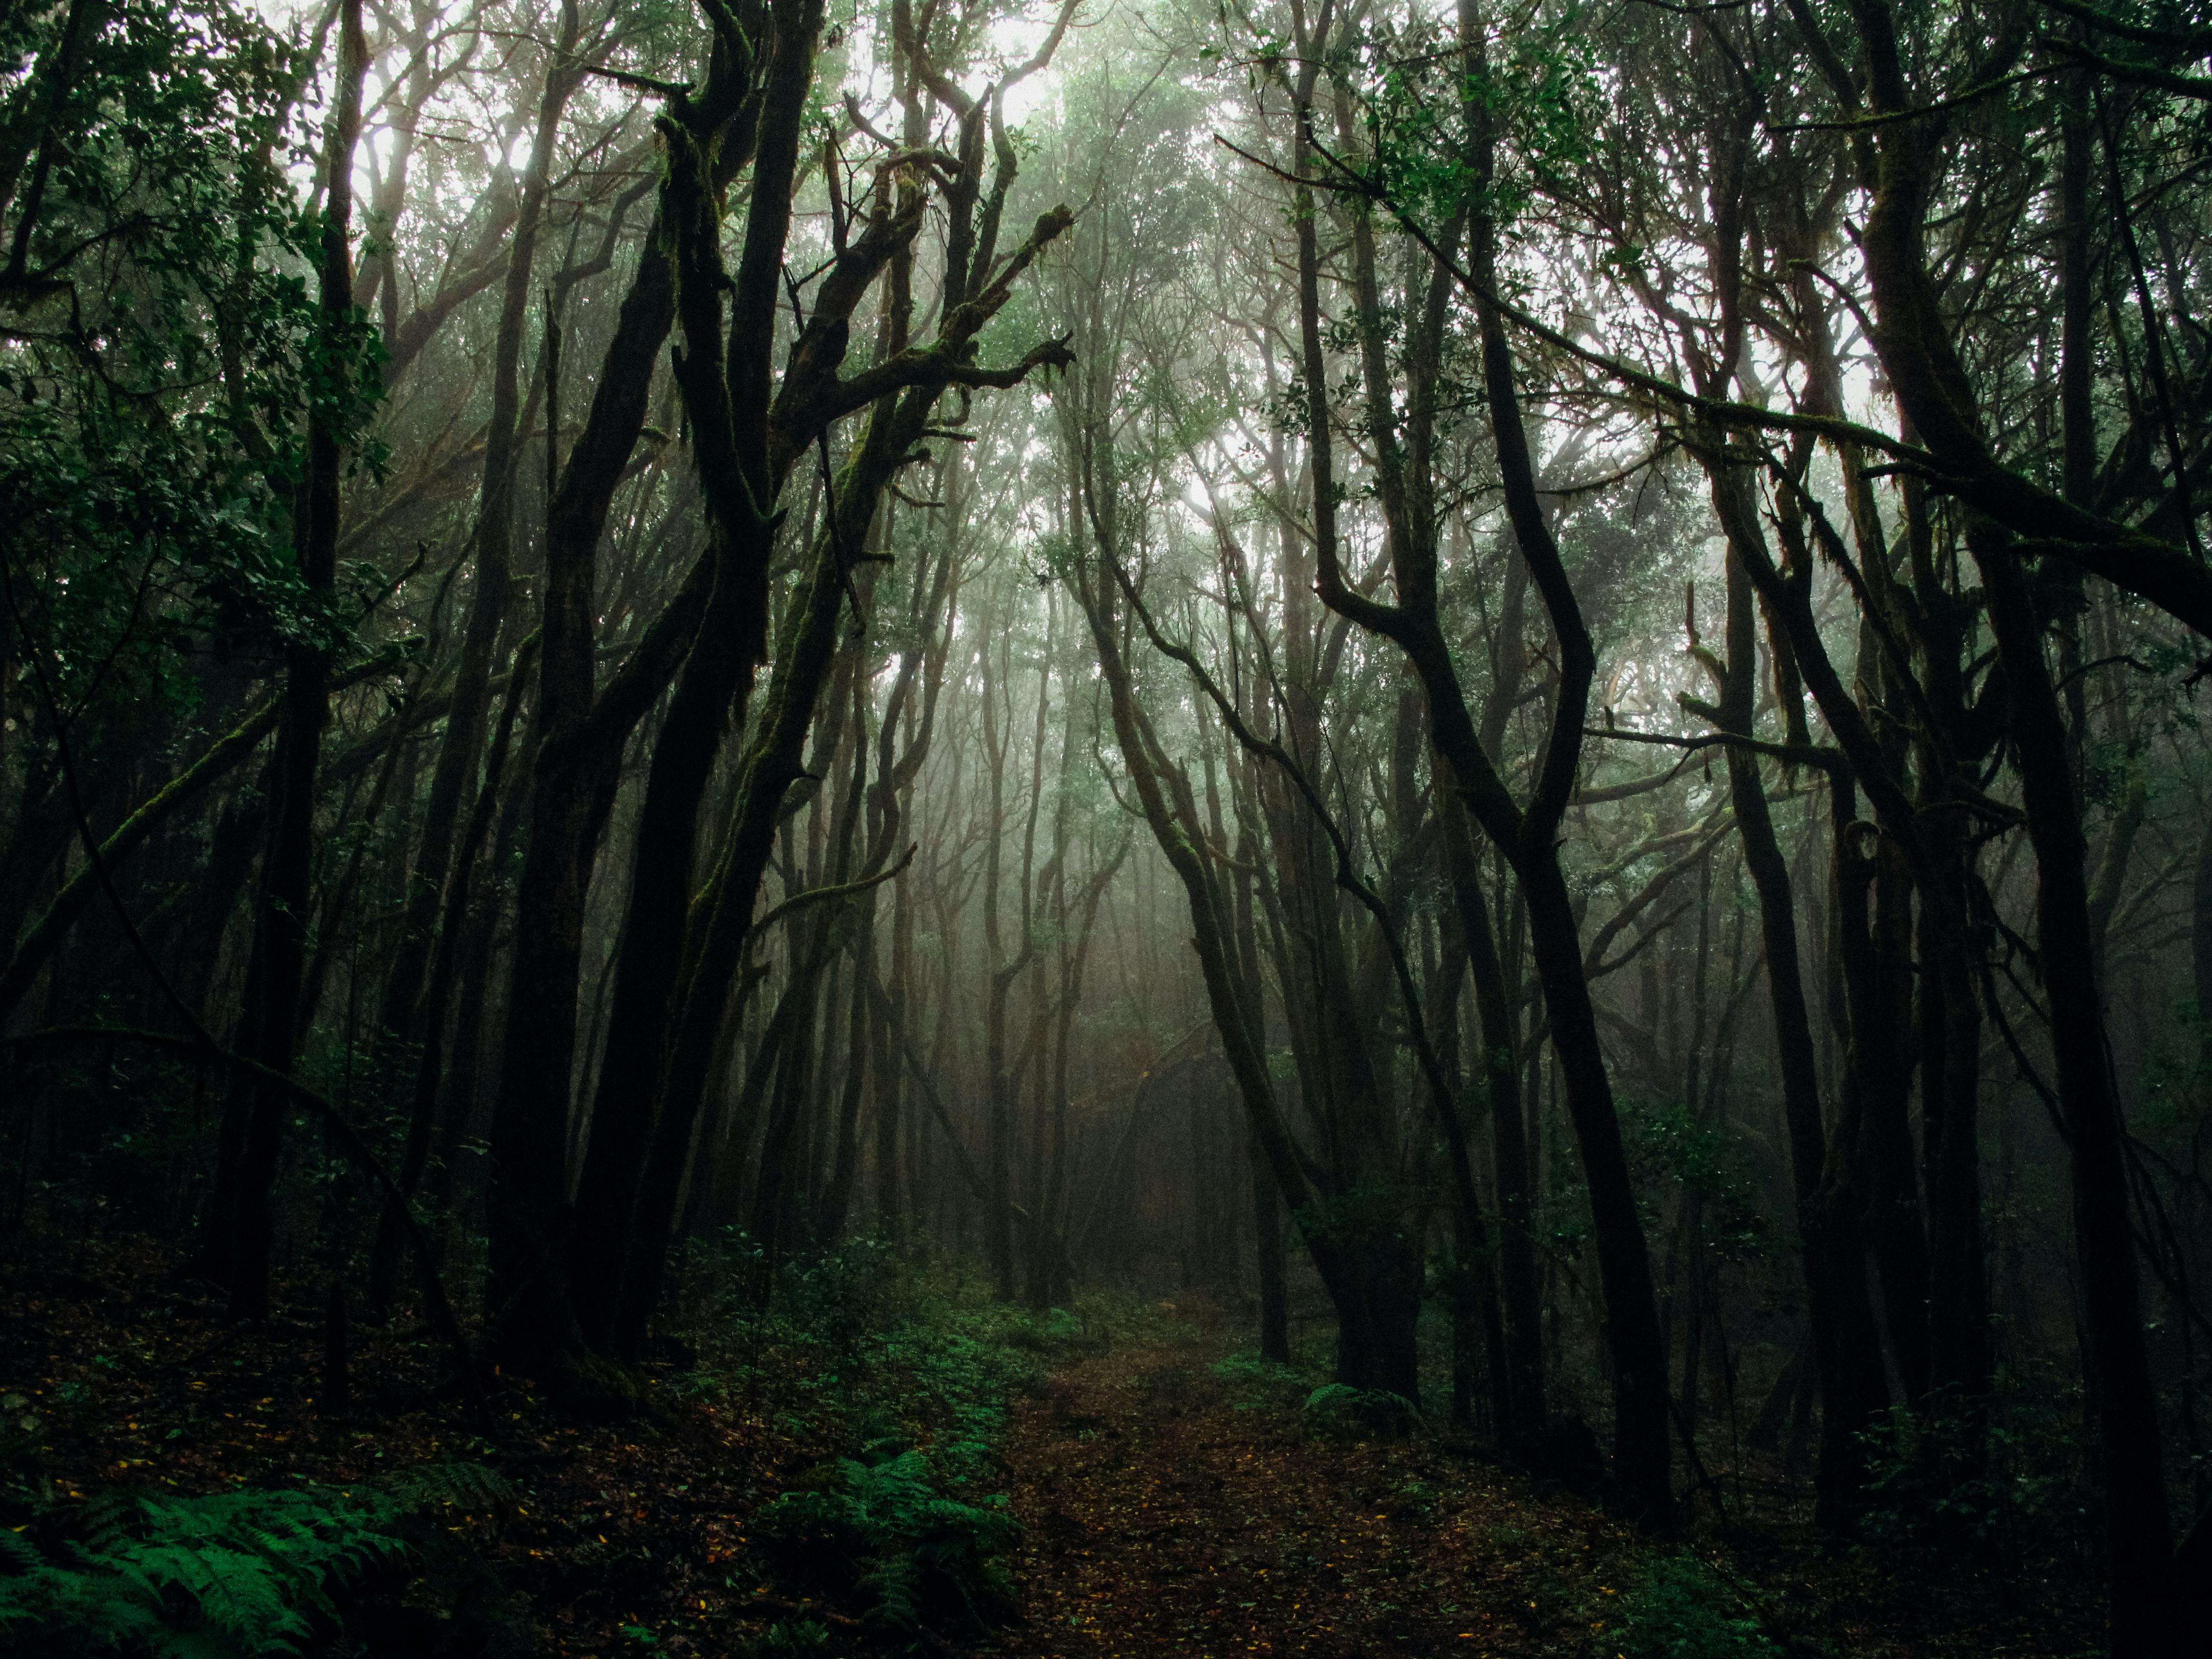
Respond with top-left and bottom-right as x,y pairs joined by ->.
1442,798 -> 1543,1443
220,0 -> 367,1321
980,628 -> 1022,1297
1973,524 -> 2174,1656
1714,455 -> 1992,1413
2195,817 -> 2212,1088
1704,476 -> 1889,1521
484,0 -> 791,1368
608,160 -> 1076,1348
369,634 -> 535,1314
1064,501 -> 1382,1388
1297,150 -> 1668,1518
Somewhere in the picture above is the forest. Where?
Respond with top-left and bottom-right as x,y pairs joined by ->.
3,0 -> 2210,1650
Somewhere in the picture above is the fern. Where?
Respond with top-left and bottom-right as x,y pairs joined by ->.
757,1449 -> 1018,1634
0,1466 -> 508,1658
1616,1553 -> 1780,1659
1303,1383 -> 1425,1437
382,1461 -> 516,1517
76,1490 -> 144,1557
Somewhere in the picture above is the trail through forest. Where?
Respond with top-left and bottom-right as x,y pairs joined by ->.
987,1323 -> 2102,1659
996,1333 -> 1633,1657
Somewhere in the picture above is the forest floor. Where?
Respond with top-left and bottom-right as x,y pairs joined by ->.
985,1328 -> 2099,1659
1,1237 -> 2103,1658
995,1335 -> 1641,1656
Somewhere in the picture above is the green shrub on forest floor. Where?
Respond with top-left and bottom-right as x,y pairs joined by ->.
0,1454 -> 522,1658
1614,1552 -> 1780,1659
1208,1351 -> 1309,1410
1303,1382 -> 1425,1438
740,1616 -> 832,1655
698,1237 -> 1091,1485
1852,1377 -> 2094,1572
0,1485 -> 409,1657
756,1448 -> 1018,1636
687,1244 -> 1101,1641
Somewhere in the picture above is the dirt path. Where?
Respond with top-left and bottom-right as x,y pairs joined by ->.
986,1338 -> 1636,1658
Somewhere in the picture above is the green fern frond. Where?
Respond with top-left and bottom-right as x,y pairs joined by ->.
0,1481 -> 420,1657
758,1447 -> 1018,1634
382,1461 -> 517,1517
75,1490 -> 143,1555
0,1527 -> 42,1574
857,1549 -> 922,1630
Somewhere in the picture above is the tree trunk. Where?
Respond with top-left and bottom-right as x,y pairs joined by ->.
1973,524 -> 2174,1656
380,28 -> 578,1051
1706,479 -> 1889,1521
223,0 -> 366,1320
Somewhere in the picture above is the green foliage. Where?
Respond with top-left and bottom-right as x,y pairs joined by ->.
1341,6 -> 1601,234
0,1484 -> 409,1657
703,1235 -> 1080,1487
380,1462 -> 517,1519
1302,1383 -> 1423,1438
0,1458 -> 520,1659
1,0 -> 389,861
1615,1552 -> 1779,1659
1,1394 -> 44,1521
741,1617 -> 832,1655
1631,1103 -> 1772,1262
1208,1351 -> 1307,1402
1292,1179 -> 1417,1255
756,1450 -> 1018,1635
1853,1381 -> 2094,1571
765,1235 -> 902,1353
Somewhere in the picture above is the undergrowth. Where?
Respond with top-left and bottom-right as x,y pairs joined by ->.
1208,1350 -> 1309,1410
696,1235 -> 1097,1486
757,1447 -> 1018,1632
1851,1372 -> 2095,1574
1615,1552 -> 1781,1659
0,1461 -> 520,1657
674,1236 -> 1122,1643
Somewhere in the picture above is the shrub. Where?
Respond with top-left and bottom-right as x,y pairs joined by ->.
0,1484 -> 409,1657
742,1617 -> 832,1655
1615,1552 -> 1779,1659
0,1462 -> 519,1658
1853,1380 -> 2094,1572
756,1449 -> 1018,1635
769,1237 -> 900,1353
1303,1382 -> 1424,1438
